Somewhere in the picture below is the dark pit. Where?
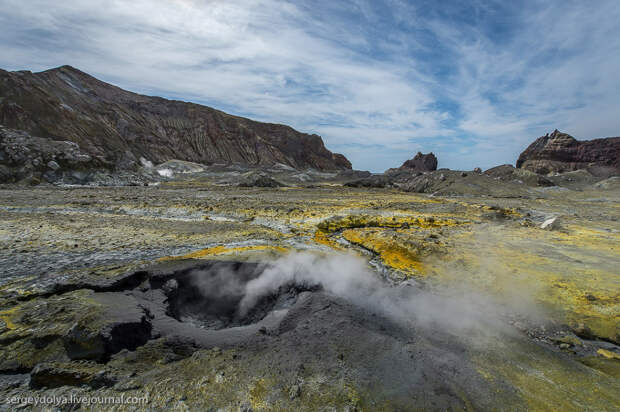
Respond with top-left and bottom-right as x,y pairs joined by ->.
162,261 -> 320,330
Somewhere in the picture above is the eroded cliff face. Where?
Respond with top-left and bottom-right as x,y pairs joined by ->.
0,66 -> 351,171
516,129 -> 620,176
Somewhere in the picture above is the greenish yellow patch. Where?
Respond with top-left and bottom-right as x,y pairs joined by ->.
597,349 -> 620,360
249,378 -> 271,410
0,306 -> 20,330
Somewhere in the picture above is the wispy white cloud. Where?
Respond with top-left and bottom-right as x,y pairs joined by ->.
0,0 -> 619,171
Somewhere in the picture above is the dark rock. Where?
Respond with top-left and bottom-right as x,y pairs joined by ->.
572,323 -> 596,340
386,152 -> 438,174
484,164 -> 555,187
400,174 -> 436,193
344,175 -> 393,188
0,373 -> 29,390
0,65 -> 351,172
30,362 -> 117,389
473,167 -> 482,173
517,129 -> 620,175
238,173 -> 285,188
0,164 -> 10,182
335,170 -> 372,180
0,125 -> 98,183
62,293 -> 152,362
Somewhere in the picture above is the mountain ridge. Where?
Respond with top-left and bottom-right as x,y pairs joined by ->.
0,65 -> 351,171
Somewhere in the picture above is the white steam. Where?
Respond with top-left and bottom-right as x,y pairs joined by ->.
238,251 -> 513,335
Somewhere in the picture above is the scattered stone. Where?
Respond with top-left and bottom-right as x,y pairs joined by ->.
162,279 -> 179,295
540,216 -> 560,230
573,323 -> 596,340
289,383 -> 301,400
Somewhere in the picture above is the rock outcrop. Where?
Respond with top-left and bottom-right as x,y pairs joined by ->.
386,152 -> 437,174
0,65 -> 351,174
0,125 -> 98,184
484,164 -> 555,187
516,130 -> 620,176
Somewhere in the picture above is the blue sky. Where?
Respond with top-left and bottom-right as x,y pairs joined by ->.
1,0 -> 619,171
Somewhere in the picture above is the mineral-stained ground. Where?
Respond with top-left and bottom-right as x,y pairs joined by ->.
0,174 -> 618,411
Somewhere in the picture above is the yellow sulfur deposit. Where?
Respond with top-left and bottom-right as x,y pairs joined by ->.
159,245 -> 289,261
342,229 -> 425,275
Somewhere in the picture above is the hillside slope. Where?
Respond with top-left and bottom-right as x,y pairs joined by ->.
0,65 -> 351,171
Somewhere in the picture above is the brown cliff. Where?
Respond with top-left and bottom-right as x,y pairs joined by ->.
0,66 -> 351,171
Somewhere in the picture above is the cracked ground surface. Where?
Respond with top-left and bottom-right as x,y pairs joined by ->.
0,182 -> 618,411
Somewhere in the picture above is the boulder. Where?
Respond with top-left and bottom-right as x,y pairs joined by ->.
47,160 -> 60,171
238,172 -> 285,188
344,175 -> 393,188
30,362 -> 117,389
63,293 -> 152,362
484,164 -> 555,187
540,216 -> 560,230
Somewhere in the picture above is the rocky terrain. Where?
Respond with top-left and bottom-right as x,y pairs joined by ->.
0,66 -> 619,410
0,66 -> 350,181
517,129 -> 620,176
0,163 -> 618,411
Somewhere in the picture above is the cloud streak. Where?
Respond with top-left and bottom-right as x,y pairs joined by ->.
0,0 -> 619,171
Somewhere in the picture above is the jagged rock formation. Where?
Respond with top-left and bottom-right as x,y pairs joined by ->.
386,152 -> 437,174
517,130 -> 620,176
0,65 -> 351,173
0,125 -> 98,184
484,164 -> 555,187
346,152 -> 439,189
